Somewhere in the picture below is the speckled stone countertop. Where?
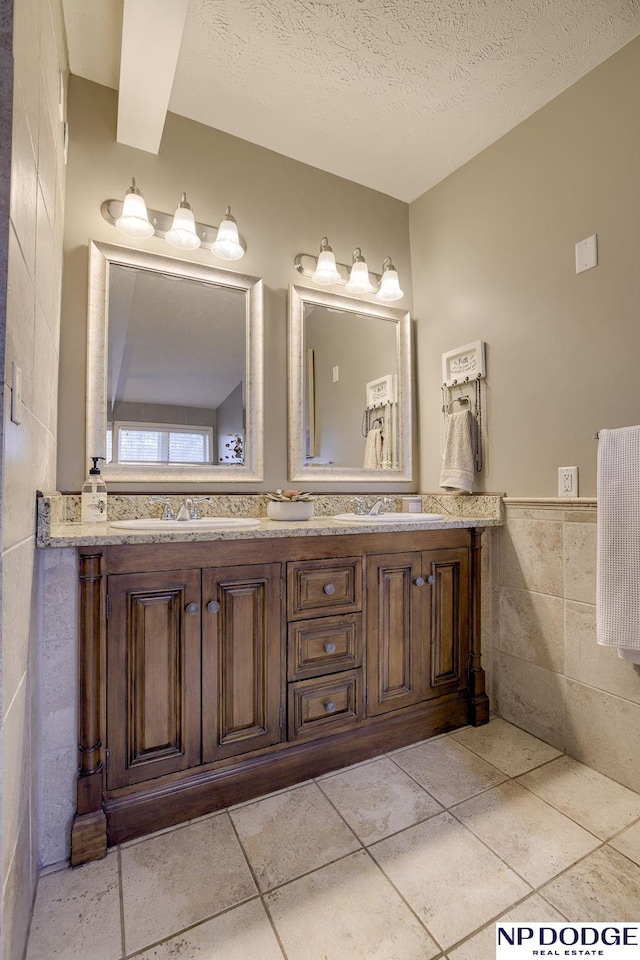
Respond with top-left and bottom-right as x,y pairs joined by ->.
37,493 -> 504,548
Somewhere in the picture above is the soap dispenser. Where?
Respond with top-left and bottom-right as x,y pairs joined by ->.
81,457 -> 108,524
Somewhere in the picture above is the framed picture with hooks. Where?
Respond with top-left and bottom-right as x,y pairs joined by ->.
442,340 -> 486,388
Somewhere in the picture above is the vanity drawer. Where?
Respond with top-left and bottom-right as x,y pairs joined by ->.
288,614 -> 363,680
288,669 -> 363,742
287,557 -> 362,619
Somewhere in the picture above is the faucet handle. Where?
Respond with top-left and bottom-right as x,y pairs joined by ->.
191,496 -> 213,519
149,496 -> 175,521
353,498 -> 366,516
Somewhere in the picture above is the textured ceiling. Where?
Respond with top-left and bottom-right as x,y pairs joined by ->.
63,0 -> 640,201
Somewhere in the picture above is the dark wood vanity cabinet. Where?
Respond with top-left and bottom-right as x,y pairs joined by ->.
72,528 -> 488,866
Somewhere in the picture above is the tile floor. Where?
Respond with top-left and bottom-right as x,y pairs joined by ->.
25,719 -> 640,960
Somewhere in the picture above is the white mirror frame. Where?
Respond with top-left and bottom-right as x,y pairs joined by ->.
288,284 -> 413,482
87,240 -> 264,483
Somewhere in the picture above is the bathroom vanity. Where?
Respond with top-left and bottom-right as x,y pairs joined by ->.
70,523 -> 489,866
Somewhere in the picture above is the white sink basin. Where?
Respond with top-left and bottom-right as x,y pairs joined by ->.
333,512 -> 444,524
110,518 -> 261,531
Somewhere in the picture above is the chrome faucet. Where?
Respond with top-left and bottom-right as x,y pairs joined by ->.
176,498 -> 193,521
368,497 -> 395,515
353,498 -> 367,515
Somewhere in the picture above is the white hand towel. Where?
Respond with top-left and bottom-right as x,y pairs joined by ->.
439,410 -> 475,493
596,425 -> 640,655
364,428 -> 383,469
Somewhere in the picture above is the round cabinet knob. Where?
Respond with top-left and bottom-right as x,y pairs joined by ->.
323,583 -> 336,596
185,602 -> 199,615
207,600 -> 220,614
414,576 -> 425,587
324,642 -> 337,654
324,701 -> 337,714
427,574 -> 436,585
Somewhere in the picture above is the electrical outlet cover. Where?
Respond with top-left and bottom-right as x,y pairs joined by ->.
558,466 -> 578,498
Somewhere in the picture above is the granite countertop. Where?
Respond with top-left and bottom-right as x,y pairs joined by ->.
37,492 -> 504,547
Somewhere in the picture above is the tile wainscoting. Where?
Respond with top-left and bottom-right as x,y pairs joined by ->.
492,499 -> 640,792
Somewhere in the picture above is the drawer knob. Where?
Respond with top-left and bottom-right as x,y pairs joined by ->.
207,600 -> 221,614
323,583 -> 336,595
414,576 -> 425,587
427,574 -> 436,585
324,642 -> 337,654
324,700 -> 337,713
185,602 -> 199,615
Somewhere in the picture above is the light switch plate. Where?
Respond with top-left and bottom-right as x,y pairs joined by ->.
575,235 -> 597,274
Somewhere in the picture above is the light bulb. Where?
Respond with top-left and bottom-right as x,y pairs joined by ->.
376,258 -> 404,301
211,206 -> 245,260
345,248 -> 373,294
165,193 -> 201,250
115,178 -> 154,239
312,237 -> 341,285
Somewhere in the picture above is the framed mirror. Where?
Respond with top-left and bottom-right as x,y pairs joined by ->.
288,284 -> 412,482
86,241 -> 263,483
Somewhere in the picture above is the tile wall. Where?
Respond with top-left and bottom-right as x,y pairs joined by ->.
1,0 -> 67,957
493,500 -> 640,792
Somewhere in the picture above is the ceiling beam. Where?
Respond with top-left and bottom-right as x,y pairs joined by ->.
117,0 -> 189,154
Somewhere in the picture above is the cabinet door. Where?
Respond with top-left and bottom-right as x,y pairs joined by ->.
202,563 -> 283,762
106,569 -> 202,789
366,552 -> 424,716
423,547 -> 470,699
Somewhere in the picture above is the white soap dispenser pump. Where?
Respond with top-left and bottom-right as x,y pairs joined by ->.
81,457 -> 108,524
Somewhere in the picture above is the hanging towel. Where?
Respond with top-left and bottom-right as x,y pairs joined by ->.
364,428 -> 383,468
439,410 -> 475,493
596,425 -> 640,656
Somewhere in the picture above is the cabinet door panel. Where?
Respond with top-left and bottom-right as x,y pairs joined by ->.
425,547 -> 469,698
107,570 -> 201,789
202,563 -> 283,762
366,553 -> 423,716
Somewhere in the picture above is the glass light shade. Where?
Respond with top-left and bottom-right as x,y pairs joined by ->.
166,198 -> 201,250
376,267 -> 404,301
312,250 -> 341,285
115,189 -> 154,239
211,208 -> 244,260
345,259 -> 373,294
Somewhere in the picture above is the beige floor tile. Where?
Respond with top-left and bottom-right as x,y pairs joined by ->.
135,899 -> 284,960
26,852 -> 121,960
610,820 -> 640,865
540,846 -> 640,920
369,811 -> 530,950
453,781 -> 599,887
393,736 -> 507,806
230,782 -> 360,891
318,756 -> 443,844
447,893 -> 566,960
451,718 -> 561,776
265,849 -> 439,960
121,813 -> 256,955
518,755 -> 640,840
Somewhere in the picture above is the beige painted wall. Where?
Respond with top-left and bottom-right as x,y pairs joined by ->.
1,0 -> 67,956
58,77 -> 413,494
410,35 -> 640,498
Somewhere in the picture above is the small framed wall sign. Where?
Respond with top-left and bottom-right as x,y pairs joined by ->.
366,374 -> 396,407
442,340 -> 486,387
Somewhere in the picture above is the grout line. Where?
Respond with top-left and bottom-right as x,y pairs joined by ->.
117,846 -> 126,960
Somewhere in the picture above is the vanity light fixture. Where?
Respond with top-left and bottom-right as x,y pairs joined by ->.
115,178 -> 154,239
294,243 -> 404,300
165,193 -> 201,251
311,237 -> 342,286
344,247 -> 374,295
376,257 -> 404,302
102,182 -> 247,261
210,206 -> 244,261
